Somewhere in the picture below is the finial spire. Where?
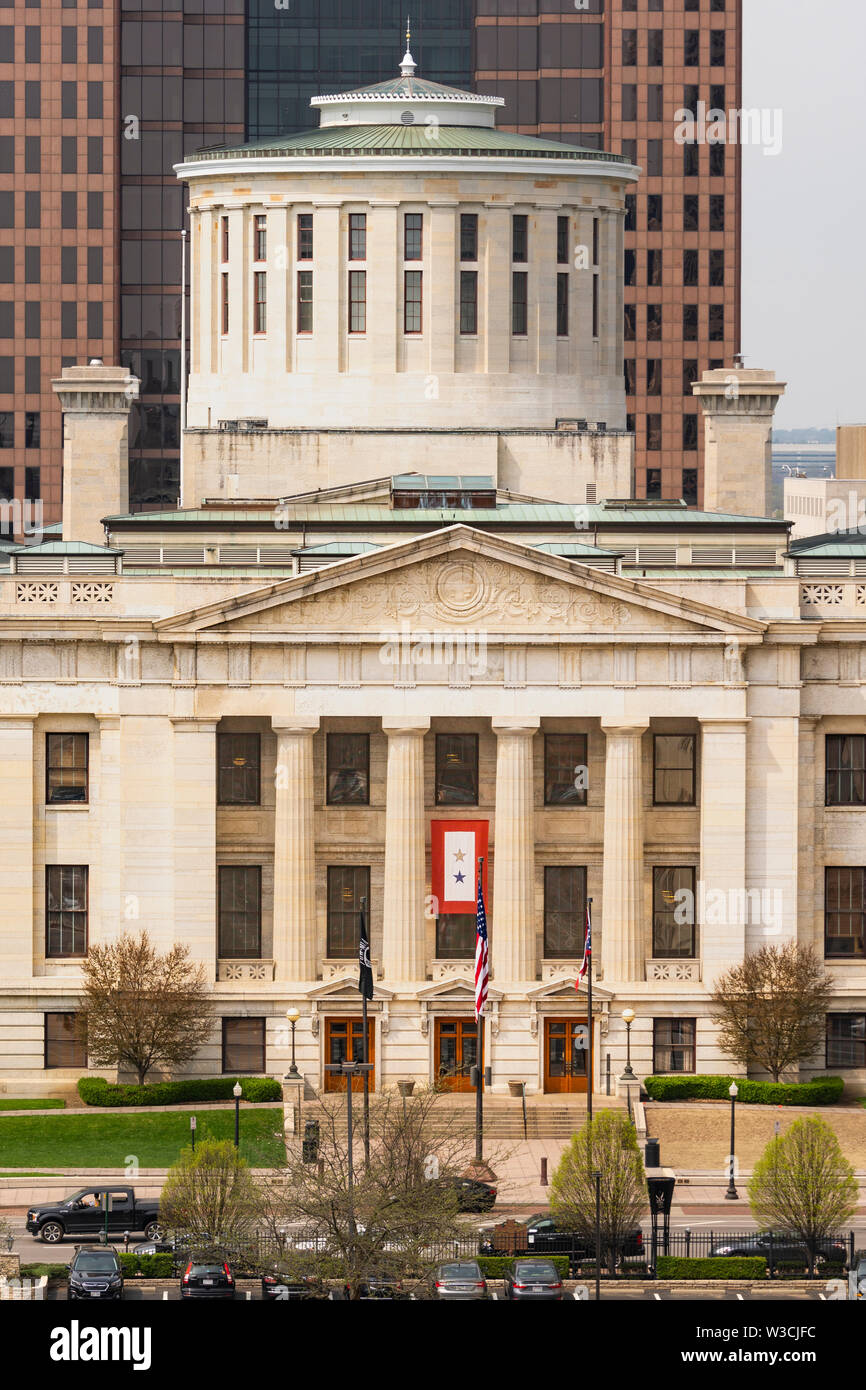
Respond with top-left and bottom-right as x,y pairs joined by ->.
400,16 -> 417,78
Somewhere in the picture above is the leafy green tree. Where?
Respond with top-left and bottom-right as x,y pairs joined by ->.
160,1139 -> 259,1264
550,1111 -> 647,1274
748,1116 -> 857,1274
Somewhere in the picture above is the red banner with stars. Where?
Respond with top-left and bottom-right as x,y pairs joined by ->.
431,820 -> 490,916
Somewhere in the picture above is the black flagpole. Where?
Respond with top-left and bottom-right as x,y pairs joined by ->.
475,857 -> 484,1164
586,897 -> 593,1127
360,895 -> 370,1165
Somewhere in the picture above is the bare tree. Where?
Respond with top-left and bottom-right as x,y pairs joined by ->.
80,930 -> 212,1084
709,943 -> 834,1083
550,1111 -> 647,1275
255,1086 -> 488,1299
159,1139 -> 260,1263
749,1116 -> 857,1275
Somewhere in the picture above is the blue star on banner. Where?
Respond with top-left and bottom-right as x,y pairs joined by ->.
453,871 -> 465,884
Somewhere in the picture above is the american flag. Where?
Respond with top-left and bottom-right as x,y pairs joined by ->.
577,900 -> 591,985
474,859 -> 489,1021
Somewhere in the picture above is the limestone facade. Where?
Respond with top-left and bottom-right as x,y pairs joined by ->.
2,525 -> 866,1097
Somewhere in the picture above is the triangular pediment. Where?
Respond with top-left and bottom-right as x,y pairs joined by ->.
156,526 -> 764,638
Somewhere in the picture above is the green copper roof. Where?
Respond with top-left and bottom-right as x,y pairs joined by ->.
313,74 -> 499,103
184,124 -> 629,164
790,530 -> 866,556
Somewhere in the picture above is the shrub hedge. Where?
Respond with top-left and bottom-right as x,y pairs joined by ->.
656,1256 -> 767,1280
77,1076 -> 282,1107
476,1255 -> 570,1279
644,1075 -> 844,1106
118,1253 -> 174,1279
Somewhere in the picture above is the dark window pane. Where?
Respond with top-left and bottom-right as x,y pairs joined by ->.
459,213 -> 477,262
297,213 -> 313,260
556,272 -> 568,336
653,866 -> 696,957
404,269 -> 422,334
436,914 -> 474,959
544,865 -> 587,958
222,1017 -> 265,1074
459,269 -> 477,335
348,212 -> 366,261
404,212 -> 422,261
544,733 -> 587,806
297,270 -> 312,332
218,865 -> 261,958
682,412 -> 698,450
512,271 -> 527,336
24,246 -> 40,283
825,868 -> 866,958
512,213 -> 528,263
25,410 -> 39,447
349,269 -> 366,333
708,303 -> 725,341
435,733 -> 479,806
327,865 -> 369,958
654,734 -> 696,804
826,735 -> 866,807
653,1018 -> 696,1073
826,1014 -> 866,1069
46,865 -> 88,956
47,732 -> 88,804
327,733 -> 369,806
45,1012 -> 87,1070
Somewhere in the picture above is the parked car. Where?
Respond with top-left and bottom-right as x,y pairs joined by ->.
481,1214 -> 642,1264
503,1258 -> 564,1301
358,1276 -> 407,1300
430,1260 -> 488,1301
26,1187 -> 161,1245
261,1268 -> 326,1301
436,1177 -> 497,1213
180,1259 -> 236,1300
67,1245 -> 124,1302
849,1249 -> 866,1300
708,1231 -> 848,1266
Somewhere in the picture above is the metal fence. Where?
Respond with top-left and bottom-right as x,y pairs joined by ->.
652,1228 -> 856,1275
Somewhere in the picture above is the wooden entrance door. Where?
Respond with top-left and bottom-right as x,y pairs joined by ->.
323,1017 -> 375,1092
434,1017 -> 481,1092
544,1017 -> 589,1094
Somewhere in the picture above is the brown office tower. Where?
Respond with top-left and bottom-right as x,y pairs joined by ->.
0,2 -> 120,527
475,0 -> 742,505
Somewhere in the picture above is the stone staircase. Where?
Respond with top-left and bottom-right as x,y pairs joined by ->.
302,1092 -> 626,1140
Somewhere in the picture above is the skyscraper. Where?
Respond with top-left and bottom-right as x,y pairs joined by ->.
0,0 -> 740,524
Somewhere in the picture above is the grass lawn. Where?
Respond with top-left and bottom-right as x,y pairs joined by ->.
0,1099 -> 65,1111
0,1108 -> 284,1168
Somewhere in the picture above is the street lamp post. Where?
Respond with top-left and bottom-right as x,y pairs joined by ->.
620,1008 -> 636,1080
725,1081 -> 739,1199
284,1007 -> 300,1078
233,1081 -> 242,1149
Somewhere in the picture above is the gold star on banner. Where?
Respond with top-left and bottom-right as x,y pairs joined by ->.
453,849 -> 465,862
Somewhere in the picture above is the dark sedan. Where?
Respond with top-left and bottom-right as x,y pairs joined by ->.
261,1269 -> 326,1301
708,1231 -> 848,1267
67,1246 -> 124,1301
437,1177 -> 497,1213
503,1258 -> 564,1301
181,1260 -> 236,1299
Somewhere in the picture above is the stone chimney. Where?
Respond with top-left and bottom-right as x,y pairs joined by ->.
51,363 -> 140,545
692,368 -> 786,518
836,424 -> 866,480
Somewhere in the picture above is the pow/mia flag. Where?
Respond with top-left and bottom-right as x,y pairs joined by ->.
358,899 -> 374,1000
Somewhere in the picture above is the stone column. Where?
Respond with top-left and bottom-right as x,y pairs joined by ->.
272,718 -> 319,981
51,365 -> 139,546
483,204 -> 511,374
600,719 -> 648,983
699,719 -> 748,981
313,203 -> 341,374
172,718 -> 218,980
428,202 -> 457,376
491,717 -> 540,984
692,368 -> 786,518
533,208 -> 557,376
0,717 -> 35,979
369,201 -> 399,375
381,717 -> 429,983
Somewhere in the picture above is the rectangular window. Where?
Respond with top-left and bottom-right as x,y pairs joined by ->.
683,143 -> 699,177
25,411 -> 40,446
592,218 -> 599,265
404,212 -> 422,261
684,30 -> 700,65
24,246 -> 40,283
25,356 -> 40,394
460,213 -> 478,262
459,270 -> 477,335
624,250 -> 636,287
254,214 -> 266,262
25,80 -> 40,118
825,867 -> 866,958
221,272 -> 229,334
61,81 -> 75,119
683,249 -> 699,286
622,29 -> 637,66
217,732 -> 261,806
222,1018 -> 265,1074
403,270 -> 422,334
24,301 -> 40,337
647,249 -> 662,286
436,914 -> 475,960
254,270 -> 267,334
646,414 -> 662,451
683,359 -> 698,395
61,192 -> 77,229
25,135 -> 40,173
46,865 -> 88,957
647,303 -> 662,341
349,213 -> 366,261
683,304 -> 698,341
349,269 -> 366,333
297,270 -> 313,332
709,142 -> 725,177
708,304 -> 725,341
710,29 -> 726,65
86,192 -> 102,229
86,80 -> 102,118
220,215 -> 229,263
544,733 -> 587,806
624,303 -> 635,342
217,865 -> 261,958
512,214 -> 528,263
512,271 -> 528,336
709,249 -> 725,286
653,866 -> 696,957
61,246 -> 78,284
592,274 -> 599,338
557,215 -> 569,266
826,735 -> 866,806
622,84 -> 637,122
710,194 -> 725,231
25,25 -> 40,63
46,732 -> 88,804
87,25 -> 102,63
647,359 -> 662,395
45,1013 -> 87,1070
683,468 -> 698,506
556,273 -> 569,337
624,358 -> 636,396
826,1014 -> 866,1069
297,213 -> 313,260
0,355 -> 11,389
653,1018 -> 696,1074
62,26 -> 77,63
683,194 -> 699,232
647,195 -> 663,230
647,29 -> 663,66
544,865 -> 587,959
326,732 -> 370,806
87,135 -> 102,174
435,733 -> 479,806
87,247 -> 102,284
654,733 -> 696,805
682,412 -> 698,450
0,134 -> 16,173
327,865 -> 369,958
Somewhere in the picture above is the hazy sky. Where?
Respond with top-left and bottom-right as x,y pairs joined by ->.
742,0 -> 866,428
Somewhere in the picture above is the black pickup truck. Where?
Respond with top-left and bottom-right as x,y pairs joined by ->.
26,1187 -> 162,1246
481,1214 -> 643,1264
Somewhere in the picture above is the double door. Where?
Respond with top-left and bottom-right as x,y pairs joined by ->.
434,1018 -> 481,1092
543,1018 -> 589,1093
323,1018 -> 375,1092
